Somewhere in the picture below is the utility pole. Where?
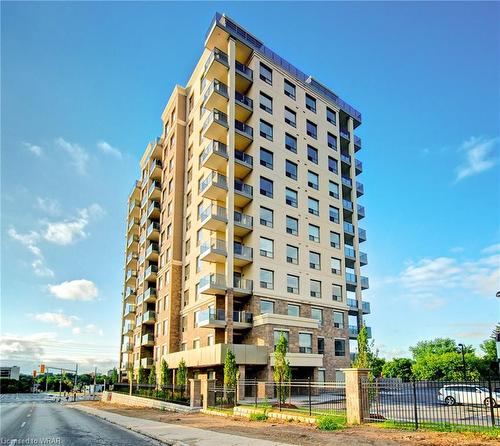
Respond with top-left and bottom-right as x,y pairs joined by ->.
458,343 -> 466,381
59,368 -> 63,399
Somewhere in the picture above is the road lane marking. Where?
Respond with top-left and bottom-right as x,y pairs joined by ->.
21,421 -> 26,427
27,414 -> 31,417
9,439 -> 16,446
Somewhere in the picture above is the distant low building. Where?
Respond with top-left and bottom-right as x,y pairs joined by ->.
0,366 -> 20,380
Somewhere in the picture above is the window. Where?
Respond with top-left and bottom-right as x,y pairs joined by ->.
274,330 -> 289,351
329,206 -> 340,223
309,224 -> 320,243
306,120 -> 317,139
286,245 -> 299,264
260,62 -> 272,84
309,251 -> 321,270
285,133 -> 297,153
327,107 -> 336,125
288,304 -> 300,317
260,299 -> 275,314
327,133 -> 337,150
260,148 -> 274,169
332,285 -> 342,302
307,145 -> 318,164
333,311 -> 344,329
284,79 -> 296,99
317,338 -> 325,355
259,92 -> 273,114
310,279 -> 322,298
260,237 -> 274,258
328,156 -> 338,174
308,171 -> 319,190
329,181 -> 339,199
193,339 -> 200,349
311,308 -> 323,325
285,160 -> 298,180
330,231 -> 340,249
286,216 -> 298,236
334,339 -> 346,356
331,257 -> 341,275
260,120 -> 273,141
287,275 -> 299,294
308,197 -> 319,216
284,107 -> 296,127
207,334 -> 214,346
299,333 -> 313,353
260,176 -> 273,198
305,94 -> 316,113
260,269 -> 274,289
285,187 -> 298,207
260,206 -> 273,227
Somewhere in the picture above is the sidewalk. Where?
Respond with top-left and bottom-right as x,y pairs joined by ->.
71,404 -> 295,446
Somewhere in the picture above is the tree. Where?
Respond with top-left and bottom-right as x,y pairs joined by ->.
223,349 -> 238,390
160,359 -> 169,390
412,351 -> 481,381
382,358 -> 414,381
370,356 -> 386,379
138,365 -> 146,384
353,325 -> 370,368
110,368 -> 119,384
410,338 -> 472,361
148,364 -> 156,386
480,338 -> 497,362
273,332 -> 291,404
176,359 -> 187,391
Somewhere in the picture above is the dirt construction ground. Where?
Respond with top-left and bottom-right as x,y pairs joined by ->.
79,401 -> 497,446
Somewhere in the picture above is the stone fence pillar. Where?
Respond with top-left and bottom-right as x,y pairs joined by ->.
340,368 -> 370,425
189,379 -> 201,408
200,378 -> 217,409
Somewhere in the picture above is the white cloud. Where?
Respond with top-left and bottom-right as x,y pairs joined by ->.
455,136 -> 498,182
97,141 -> 122,158
0,332 -> 56,358
36,197 -> 61,216
8,228 -> 40,256
482,243 -> 500,254
72,324 -> 103,336
32,259 -> 54,277
29,312 -> 79,328
48,279 -> 98,301
23,142 -> 43,156
56,137 -> 89,175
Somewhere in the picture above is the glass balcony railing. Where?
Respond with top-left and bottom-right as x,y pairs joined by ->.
234,210 -> 253,229
128,200 -> 140,213
126,270 -> 137,281
235,120 -> 253,138
343,199 -> 354,211
124,287 -> 135,298
362,301 -> 371,314
124,304 -> 136,315
345,273 -> 357,284
141,333 -> 155,345
354,135 -> 362,148
340,128 -> 350,140
199,273 -> 226,290
233,311 -> 253,324
204,79 -> 229,102
356,181 -> 364,195
360,252 -> 368,264
128,218 -> 139,231
199,204 -> 227,222
123,322 -> 135,333
344,222 -> 355,235
235,60 -> 253,80
341,176 -> 352,188
361,276 -> 369,289
147,221 -> 160,236
149,159 -> 162,175
341,153 -> 351,165
235,91 -> 253,109
143,287 -> 156,301
355,159 -> 363,173
234,243 -> 253,260
145,265 -> 158,277
126,252 -> 138,264
200,141 -> 228,165
344,246 -> 356,259
233,276 -> 253,292
234,179 -> 253,197
347,298 -> 358,309
357,204 -> 365,218
142,311 -> 156,323
200,238 -> 227,255
198,308 -> 226,325
349,325 -> 358,337
145,243 -> 159,258
200,171 -> 228,193
359,228 -> 367,242
202,109 -> 228,131
148,180 -> 161,197
147,201 -> 161,216
204,47 -> 229,74
234,149 -> 253,166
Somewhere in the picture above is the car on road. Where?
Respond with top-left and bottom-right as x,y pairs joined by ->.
438,384 -> 499,407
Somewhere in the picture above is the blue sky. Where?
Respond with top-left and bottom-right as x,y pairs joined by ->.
1,2 -> 499,373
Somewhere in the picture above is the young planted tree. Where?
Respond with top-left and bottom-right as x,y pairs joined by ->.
353,325 -> 370,369
223,349 -> 238,405
160,359 -> 169,397
138,365 -> 146,385
148,364 -> 156,396
110,368 -> 119,384
273,332 -> 291,405
176,359 -> 187,398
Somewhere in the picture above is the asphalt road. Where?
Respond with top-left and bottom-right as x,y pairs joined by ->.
0,394 -> 163,445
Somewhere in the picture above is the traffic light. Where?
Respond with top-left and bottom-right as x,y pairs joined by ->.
40,364 -> 46,374
33,370 -> 37,378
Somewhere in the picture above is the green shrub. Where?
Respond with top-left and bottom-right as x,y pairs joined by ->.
317,414 -> 345,431
249,412 -> 268,421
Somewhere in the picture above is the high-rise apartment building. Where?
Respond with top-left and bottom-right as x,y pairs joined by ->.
120,13 -> 371,384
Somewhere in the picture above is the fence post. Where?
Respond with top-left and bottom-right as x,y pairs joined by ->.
308,377 -> 312,416
412,378 -> 419,430
279,380 -> 282,412
340,368 -> 370,425
189,379 -> 202,408
254,378 -> 257,408
488,372 -> 496,427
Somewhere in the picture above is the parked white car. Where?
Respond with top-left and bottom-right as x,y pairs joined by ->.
437,384 -> 498,407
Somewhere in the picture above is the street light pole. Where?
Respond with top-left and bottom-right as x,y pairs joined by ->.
458,343 -> 466,381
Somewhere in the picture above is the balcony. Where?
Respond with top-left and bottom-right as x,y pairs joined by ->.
140,195 -> 148,210
349,325 -> 358,339
234,120 -> 253,150
233,277 -> 253,297
127,218 -> 139,234
341,153 -> 351,166
253,313 -> 320,330
234,243 -> 253,266
362,301 -> 371,314
124,304 -> 136,319
357,204 -> 365,219
122,322 -> 135,335
344,246 -> 356,267
125,269 -> 137,285
141,333 -> 155,346
203,48 -> 229,83
343,222 -> 355,236
149,159 -> 162,181
234,179 -> 253,207
354,135 -> 361,152
143,287 -> 157,303
340,127 -> 350,141
126,252 -> 138,268
121,343 -> 133,353
345,273 -> 357,286
347,298 -> 359,314
203,79 -> 229,112
233,311 -> 253,329
146,221 -> 160,241
341,176 -> 352,188
147,201 -> 161,219
142,311 -> 156,325
359,228 -> 367,242
234,211 -> 253,236
235,92 -> 253,121
199,238 -> 227,263
202,109 -> 228,141
234,149 -> 253,178
270,352 -> 323,367
199,273 -> 227,295
199,204 -> 227,231
128,200 -> 140,217
235,60 -> 253,92
360,252 -> 368,266
343,199 -> 354,213
144,264 -> 158,281
355,159 -> 363,175
140,357 -> 154,368
140,213 -> 147,226
200,141 -> 228,172
356,181 -> 364,197
200,171 -> 228,201
198,308 -> 226,329
124,287 -> 136,302
361,276 -> 369,290
145,242 -> 159,261
148,180 -> 161,200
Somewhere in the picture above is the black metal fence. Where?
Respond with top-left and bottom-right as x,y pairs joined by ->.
111,383 -> 189,406
361,378 -> 500,429
209,379 -> 346,416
